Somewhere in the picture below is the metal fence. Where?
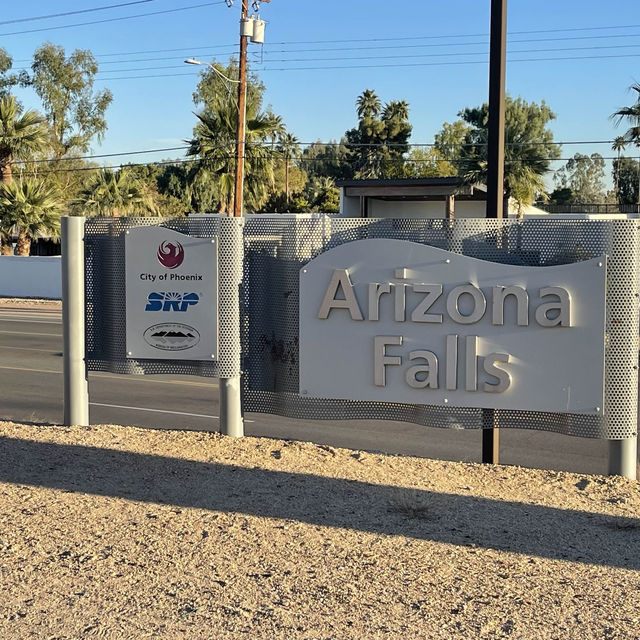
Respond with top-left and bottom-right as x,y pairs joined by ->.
84,215 -> 639,440
240,216 -> 639,440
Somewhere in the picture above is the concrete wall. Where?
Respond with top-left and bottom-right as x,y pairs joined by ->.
0,256 -> 62,299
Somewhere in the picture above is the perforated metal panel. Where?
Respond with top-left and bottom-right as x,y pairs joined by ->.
85,215 -> 243,378
241,216 -> 639,439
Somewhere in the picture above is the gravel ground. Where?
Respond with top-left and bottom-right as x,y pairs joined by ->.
0,421 -> 638,639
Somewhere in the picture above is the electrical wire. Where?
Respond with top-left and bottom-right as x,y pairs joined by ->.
0,2 -> 227,38
0,1 -> 155,26
9,138 -> 633,167
14,150 -> 640,178
91,51 -> 640,80
12,42 -> 639,76
11,23 -> 640,64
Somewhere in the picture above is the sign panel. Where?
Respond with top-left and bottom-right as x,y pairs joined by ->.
300,239 -> 606,414
125,227 -> 218,360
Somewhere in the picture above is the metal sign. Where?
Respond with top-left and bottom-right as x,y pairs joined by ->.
125,226 -> 218,360
300,239 -> 606,414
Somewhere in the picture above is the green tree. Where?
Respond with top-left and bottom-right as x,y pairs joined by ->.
304,176 -> 339,213
553,153 -> 607,204
74,168 -> 157,216
192,60 -> 264,115
612,157 -> 640,205
0,177 -> 61,255
31,43 -> 113,159
157,163 -> 193,212
612,136 -> 626,195
0,48 -> 29,99
277,132 -> 301,204
0,95 -> 49,184
344,90 -> 412,178
433,120 -> 471,170
457,96 -> 560,211
611,83 -> 640,146
401,147 -> 457,178
546,187 -> 575,206
188,59 -> 279,213
300,140 -> 351,181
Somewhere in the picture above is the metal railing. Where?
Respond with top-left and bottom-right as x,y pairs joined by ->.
537,204 -> 640,214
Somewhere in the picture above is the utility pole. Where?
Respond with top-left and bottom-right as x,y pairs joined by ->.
482,0 -> 507,465
233,0 -> 249,218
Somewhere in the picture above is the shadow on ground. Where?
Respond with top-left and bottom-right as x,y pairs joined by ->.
1,435 -> 637,569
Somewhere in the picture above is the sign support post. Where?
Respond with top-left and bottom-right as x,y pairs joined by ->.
609,439 -> 637,479
483,0 -> 508,465
62,216 -> 89,426
218,218 -> 244,437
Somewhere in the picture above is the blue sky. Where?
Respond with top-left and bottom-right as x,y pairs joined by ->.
4,0 -> 640,184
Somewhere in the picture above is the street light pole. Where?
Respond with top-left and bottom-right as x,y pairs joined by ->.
233,0 -> 249,218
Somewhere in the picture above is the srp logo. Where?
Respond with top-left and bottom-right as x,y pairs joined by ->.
157,241 -> 184,269
145,292 -> 199,312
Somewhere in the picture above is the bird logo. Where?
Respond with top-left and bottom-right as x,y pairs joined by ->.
157,241 -> 184,269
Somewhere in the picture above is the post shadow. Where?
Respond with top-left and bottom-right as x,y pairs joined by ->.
0,436 -> 637,570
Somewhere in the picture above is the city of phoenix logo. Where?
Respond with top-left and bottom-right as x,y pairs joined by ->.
157,241 -> 184,269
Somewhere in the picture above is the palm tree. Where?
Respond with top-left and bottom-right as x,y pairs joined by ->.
74,168 -> 158,217
277,132 -> 300,204
611,83 -> 640,145
356,89 -> 381,119
0,178 -> 61,255
459,124 -> 551,218
266,113 -> 286,150
0,95 -> 49,184
187,100 -> 278,214
612,136 -> 627,196
457,97 -> 560,215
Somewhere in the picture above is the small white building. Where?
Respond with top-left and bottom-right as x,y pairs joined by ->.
336,177 -> 548,219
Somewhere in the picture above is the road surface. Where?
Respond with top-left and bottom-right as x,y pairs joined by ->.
0,305 -> 621,475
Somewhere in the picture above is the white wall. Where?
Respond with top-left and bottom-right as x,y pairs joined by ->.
340,194 -> 552,219
0,256 -> 62,299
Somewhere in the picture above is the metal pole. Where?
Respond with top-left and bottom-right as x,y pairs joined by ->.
62,216 -> 89,426
608,439 -> 637,480
233,0 -> 249,218
220,376 -> 243,437
482,0 -> 507,465
486,0 -> 507,221
218,217 -> 244,437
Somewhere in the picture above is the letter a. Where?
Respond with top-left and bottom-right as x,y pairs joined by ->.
317,269 -> 363,320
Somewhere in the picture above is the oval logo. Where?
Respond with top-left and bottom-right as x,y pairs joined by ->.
143,323 -> 200,351
157,241 -> 184,269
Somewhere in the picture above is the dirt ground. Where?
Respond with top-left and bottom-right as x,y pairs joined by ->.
0,421 -> 638,639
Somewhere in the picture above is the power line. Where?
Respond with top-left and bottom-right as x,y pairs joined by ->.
0,1 -> 155,26
12,146 -> 191,165
13,42 -> 640,75
78,44 -> 640,73
16,152 -> 640,178
265,26 -> 640,46
11,24 -> 640,63
0,2 -> 226,38
92,52 -> 640,79
9,138 -> 633,167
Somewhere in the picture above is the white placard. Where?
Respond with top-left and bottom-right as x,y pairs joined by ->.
300,239 -> 606,414
125,227 -> 218,360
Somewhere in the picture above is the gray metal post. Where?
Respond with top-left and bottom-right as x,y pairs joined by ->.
609,439 -> 637,480
218,217 -> 244,437
62,216 -> 89,426
220,376 -> 243,437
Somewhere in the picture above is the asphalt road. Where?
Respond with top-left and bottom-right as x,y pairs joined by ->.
0,306 -> 623,476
